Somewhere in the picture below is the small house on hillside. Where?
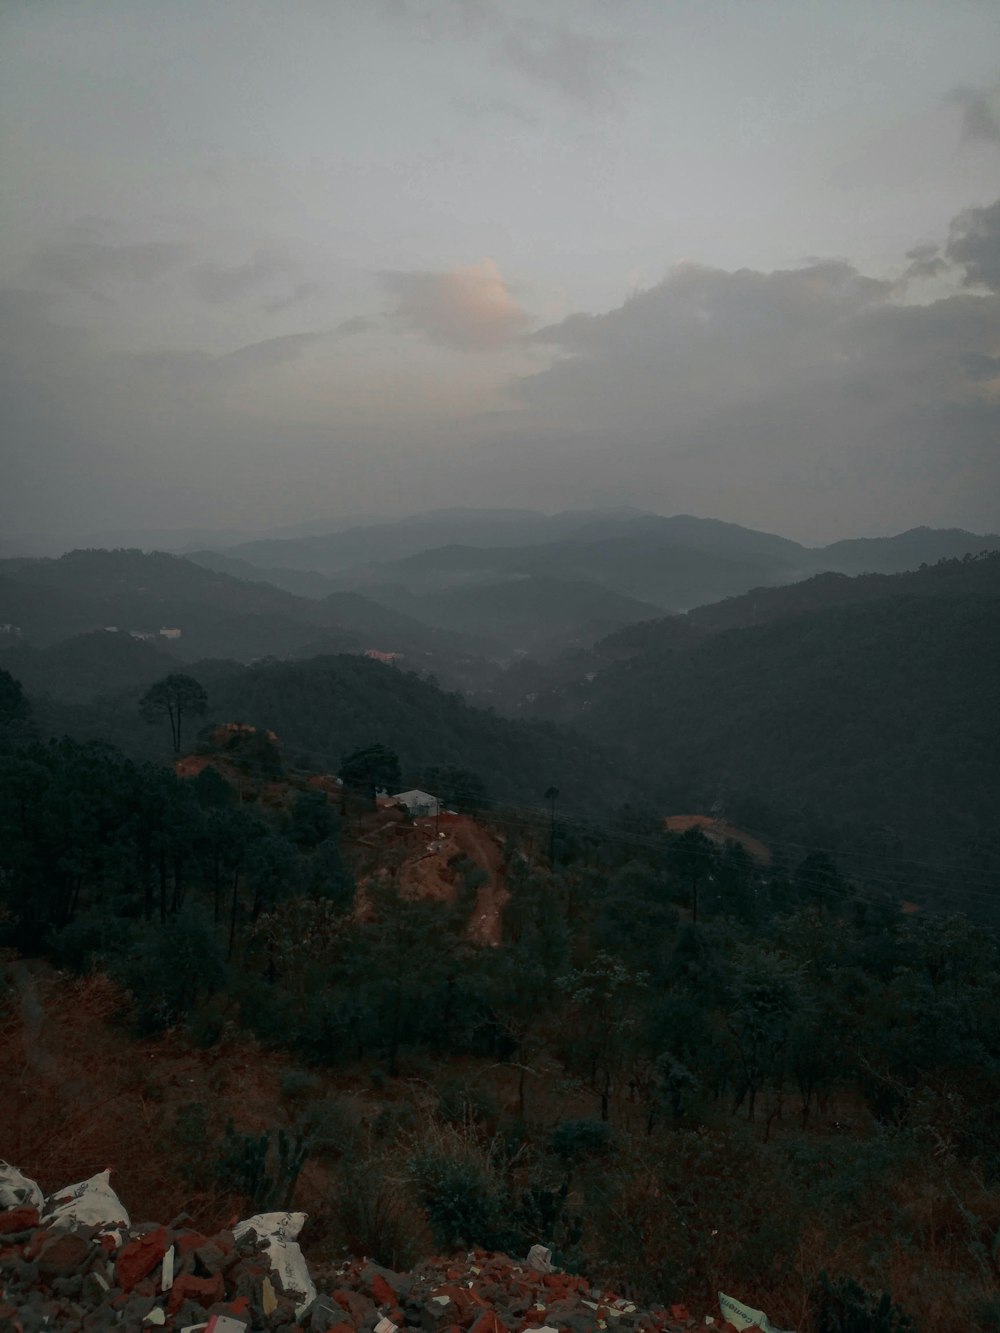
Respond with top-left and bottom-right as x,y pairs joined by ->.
391,788 -> 441,818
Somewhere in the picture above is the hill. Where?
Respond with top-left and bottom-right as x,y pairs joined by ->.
576,586 -> 1000,882
216,506 -> 659,574
0,549 -> 355,661
337,533 -> 795,613
0,630 -> 176,704
813,524 -> 1000,575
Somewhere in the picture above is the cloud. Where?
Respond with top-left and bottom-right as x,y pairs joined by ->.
498,21 -> 627,111
385,1 -> 629,110
335,315 -> 375,336
382,259 -> 530,351
223,330 -> 331,371
950,84 -> 1000,146
504,226 -> 1000,534
31,240 -> 187,294
947,197 -> 1000,292
900,242 -> 948,285
263,281 -> 323,314
192,248 -> 308,306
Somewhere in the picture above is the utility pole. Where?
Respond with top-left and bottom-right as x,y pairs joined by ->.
544,786 -> 559,868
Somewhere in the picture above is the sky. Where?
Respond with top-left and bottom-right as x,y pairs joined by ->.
2,0 -> 999,546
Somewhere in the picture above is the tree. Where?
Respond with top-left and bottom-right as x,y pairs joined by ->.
668,826 -> 717,923
0,669 -> 29,726
339,743 -> 401,809
0,669 -> 32,747
139,674 -> 208,754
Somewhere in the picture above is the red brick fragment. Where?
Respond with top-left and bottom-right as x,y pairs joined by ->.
167,1271 -> 225,1315
469,1312 -> 507,1333
669,1306 -> 689,1323
176,1232 -> 209,1255
0,1207 -> 38,1235
116,1226 -> 168,1292
372,1273 -> 396,1307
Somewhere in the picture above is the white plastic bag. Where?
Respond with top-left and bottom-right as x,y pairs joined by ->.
233,1210 -> 316,1315
42,1169 -> 130,1231
718,1292 -> 796,1333
526,1243 -> 554,1273
0,1161 -> 44,1211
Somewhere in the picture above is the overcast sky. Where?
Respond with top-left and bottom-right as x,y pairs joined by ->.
2,0 -> 999,545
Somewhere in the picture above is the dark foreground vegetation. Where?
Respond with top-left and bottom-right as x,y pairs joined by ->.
2,668 -> 999,1331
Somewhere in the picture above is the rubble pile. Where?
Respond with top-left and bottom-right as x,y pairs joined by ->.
0,1164 -> 751,1333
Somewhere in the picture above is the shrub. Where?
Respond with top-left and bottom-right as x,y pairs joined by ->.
113,912 -> 226,1035
548,1119 -> 614,1167
214,1121 -> 309,1211
409,1125 -> 509,1250
436,1078 -> 498,1127
336,1148 -> 424,1269
48,910 -> 132,973
295,1096 -> 355,1158
810,1271 -> 917,1332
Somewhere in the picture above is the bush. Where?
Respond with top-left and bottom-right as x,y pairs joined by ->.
548,1119 -> 614,1167
113,912 -> 226,1035
295,1096 -> 355,1158
436,1078 -> 498,1127
48,910 -> 133,973
214,1120 -> 309,1212
336,1148 -> 424,1269
410,1125 -> 509,1250
810,1271 -> 917,1332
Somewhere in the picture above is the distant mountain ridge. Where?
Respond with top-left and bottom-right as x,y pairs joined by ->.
200,511 -> 999,615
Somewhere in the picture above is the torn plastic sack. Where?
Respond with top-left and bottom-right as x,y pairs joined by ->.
42,1169 -> 130,1232
718,1292 -> 796,1333
0,1162 -> 44,1211
526,1244 -> 554,1273
233,1210 -> 316,1315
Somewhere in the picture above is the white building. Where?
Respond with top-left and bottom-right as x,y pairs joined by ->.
391,788 -> 441,818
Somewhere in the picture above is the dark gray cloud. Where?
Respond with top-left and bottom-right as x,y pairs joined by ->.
947,198 -> 1000,291
32,239 -> 187,294
901,242 -> 948,285
950,85 -> 1000,145
508,232 -> 1000,533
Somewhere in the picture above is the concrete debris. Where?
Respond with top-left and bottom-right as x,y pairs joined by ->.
233,1211 -> 316,1316
0,1161 -> 767,1332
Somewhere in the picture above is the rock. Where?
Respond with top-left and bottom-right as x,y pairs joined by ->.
36,1230 -> 94,1278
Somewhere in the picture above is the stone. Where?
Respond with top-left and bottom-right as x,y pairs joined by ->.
36,1230 -> 93,1277
195,1239 -> 230,1275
